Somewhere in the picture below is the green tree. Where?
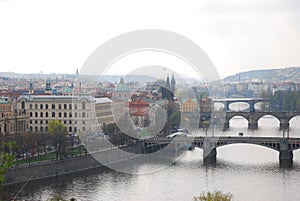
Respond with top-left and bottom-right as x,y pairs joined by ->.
49,120 -> 69,159
0,141 -> 15,194
169,111 -> 181,128
194,191 -> 233,201
103,123 -> 120,136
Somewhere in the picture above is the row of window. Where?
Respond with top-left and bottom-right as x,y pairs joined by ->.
29,126 -> 85,133
29,112 -> 87,118
0,122 -> 28,133
29,102 -> 86,110
29,120 -> 85,125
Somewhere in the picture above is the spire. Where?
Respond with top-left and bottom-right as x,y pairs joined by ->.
171,73 -> 175,91
166,75 -> 170,88
120,76 -> 124,84
29,82 -> 34,94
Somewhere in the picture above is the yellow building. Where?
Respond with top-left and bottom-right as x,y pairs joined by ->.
0,98 -> 29,135
181,98 -> 198,113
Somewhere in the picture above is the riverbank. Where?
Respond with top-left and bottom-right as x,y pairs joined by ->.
4,154 -> 102,185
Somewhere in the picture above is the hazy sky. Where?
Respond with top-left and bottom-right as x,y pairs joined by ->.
0,0 -> 299,78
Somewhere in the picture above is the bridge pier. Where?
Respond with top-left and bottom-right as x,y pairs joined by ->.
203,138 -> 217,165
279,119 -> 290,130
279,139 -> 293,168
223,120 -> 229,131
248,119 -> 258,130
249,101 -> 255,112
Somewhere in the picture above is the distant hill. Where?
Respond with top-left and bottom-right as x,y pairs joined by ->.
223,67 -> 300,83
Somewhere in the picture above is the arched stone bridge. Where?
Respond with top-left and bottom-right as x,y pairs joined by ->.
213,98 -> 268,112
224,111 -> 300,130
142,136 -> 300,167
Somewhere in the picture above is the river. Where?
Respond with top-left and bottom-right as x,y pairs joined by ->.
4,103 -> 300,201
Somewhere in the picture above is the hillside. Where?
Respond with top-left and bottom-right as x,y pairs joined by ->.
223,67 -> 300,83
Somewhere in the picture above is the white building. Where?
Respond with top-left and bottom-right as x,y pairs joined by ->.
17,95 -> 95,134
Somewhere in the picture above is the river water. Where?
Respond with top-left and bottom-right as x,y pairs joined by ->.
4,103 -> 300,201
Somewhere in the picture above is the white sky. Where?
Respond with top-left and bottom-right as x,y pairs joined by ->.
0,0 -> 300,78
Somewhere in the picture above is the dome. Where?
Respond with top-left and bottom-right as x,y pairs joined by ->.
63,87 -> 73,93
114,77 -> 130,92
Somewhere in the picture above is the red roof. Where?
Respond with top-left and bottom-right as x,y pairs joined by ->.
129,99 -> 149,107
130,110 -> 148,116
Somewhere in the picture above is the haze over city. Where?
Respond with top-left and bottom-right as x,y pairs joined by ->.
1,0 -> 300,78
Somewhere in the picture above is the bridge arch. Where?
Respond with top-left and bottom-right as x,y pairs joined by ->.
289,115 -> 300,128
257,115 -> 280,129
253,101 -> 266,111
228,102 -> 250,112
255,114 -> 280,122
228,115 -> 248,128
215,141 -> 280,151
226,113 -> 249,122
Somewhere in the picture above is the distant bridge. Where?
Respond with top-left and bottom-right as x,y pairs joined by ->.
143,136 -> 300,167
224,111 -> 300,130
213,98 -> 268,112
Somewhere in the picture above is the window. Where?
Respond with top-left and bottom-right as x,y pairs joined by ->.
82,112 -> 85,118
35,126 -> 38,132
52,104 -> 55,109
21,101 -> 25,109
74,112 -> 77,118
46,112 -> 48,117
35,104 -> 38,109
46,104 -> 48,109
52,112 -> 55,117
29,104 -> 32,109
59,112 -> 62,117
69,120 -> 72,124
64,120 -> 67,125
40,127 -> 43,132
30,120 -> 32,124
46,120 -> 48,124
40,112 -> 43,117
45,126 -> 48,132
30,126 -> 33,132
35,120 -> 38,124
59,104 -> 62,109
69,104 -> 72,109
75,104 -> 77,109
64,112 -> 67,118
40,104 -> 43,109
82,102 -> 86,109
40,120 -> 43,124
69,127 -> 72,132
30,112 -> 33,117
69,112 -> 72,118
82,120 -> 85,125
35,112 -> 38,117
64,104 -> 67,109
74,127 -> 77,132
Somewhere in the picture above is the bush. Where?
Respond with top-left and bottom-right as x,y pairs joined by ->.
194,191 -> 233,201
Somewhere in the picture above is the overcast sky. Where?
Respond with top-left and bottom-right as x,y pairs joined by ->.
0,0 -> 299,78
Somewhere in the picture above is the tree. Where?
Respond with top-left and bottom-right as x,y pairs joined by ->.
194,191 -> 233,201
0,142 -> 15,191
103,123 -> 120,136
49,120 -> 69,159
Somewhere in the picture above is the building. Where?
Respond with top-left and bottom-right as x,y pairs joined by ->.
181,98 -> 198,113
112,77 -> 130,100
94,97 -> 114,128
17,95 -> 95,134
0,98 -> 29,135
128,98 -> 150,128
